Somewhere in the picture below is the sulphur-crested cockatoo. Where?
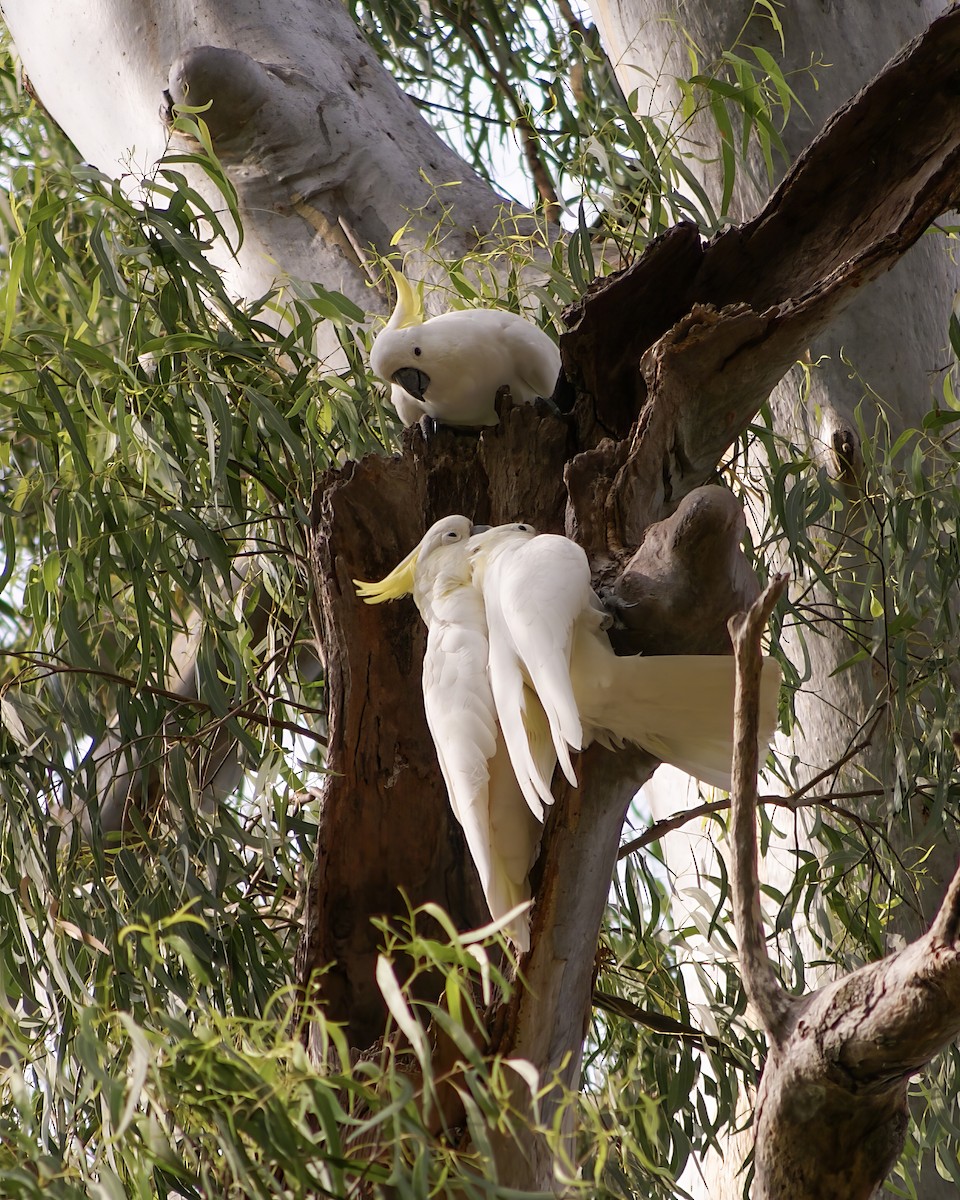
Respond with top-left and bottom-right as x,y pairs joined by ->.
467,523 -> 781,798
354,515 -> 551,950
368,266 -> 561,428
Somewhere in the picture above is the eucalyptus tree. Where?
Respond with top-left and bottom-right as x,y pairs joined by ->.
593,3 -> 960,1194
1,1 -> 960,1198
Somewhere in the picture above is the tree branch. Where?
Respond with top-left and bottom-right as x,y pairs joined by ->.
562,7 -> 960,550
591,987 -> 747,1069
728,575 -> 794,1047
739,740 -> 960,1197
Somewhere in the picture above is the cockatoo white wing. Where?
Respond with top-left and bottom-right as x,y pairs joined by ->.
485,592 -> 559,818
422,577 -> 546,950
483,735 -> 542,952
484,534 -> 590,787
572,625 -> 782,791
500,311 -> 562,403
468,524 -> 563,813
421,616 -> 499,894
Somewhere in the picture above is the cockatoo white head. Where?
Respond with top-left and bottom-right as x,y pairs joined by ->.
368,265 -> 561,428
354,514 -> 490,618
467,522 -> 539,585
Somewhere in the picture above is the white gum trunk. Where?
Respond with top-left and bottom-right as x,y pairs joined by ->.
1,0 -> 514,309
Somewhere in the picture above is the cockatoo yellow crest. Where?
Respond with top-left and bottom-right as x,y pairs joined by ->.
352,539 -> 420,603
369,265 -> 561,428
383,262 -> 423,330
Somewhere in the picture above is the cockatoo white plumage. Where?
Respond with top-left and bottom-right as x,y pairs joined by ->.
355,516 -> 782,950
354,515 -> 549,950
467,523 -> 782,799
369,266 -> 561,428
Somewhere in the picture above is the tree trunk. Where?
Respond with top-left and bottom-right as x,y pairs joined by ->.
0,0 -> 515,309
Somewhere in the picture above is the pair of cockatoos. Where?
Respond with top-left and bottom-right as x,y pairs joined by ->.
355,517 -> 781,951
368,266 -> 561,427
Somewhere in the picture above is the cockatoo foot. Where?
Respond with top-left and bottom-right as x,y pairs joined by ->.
417,413 -> 440,439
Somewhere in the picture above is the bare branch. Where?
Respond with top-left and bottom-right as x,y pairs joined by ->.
728,574 -> 795,1046
927,740 -> 960,943
592,987 -> 746,1068
617,790 -> 889,862
618,796 -> 730,858
743,679 -> 960,1197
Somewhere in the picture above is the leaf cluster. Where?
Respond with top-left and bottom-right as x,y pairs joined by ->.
353,0 -> 806,253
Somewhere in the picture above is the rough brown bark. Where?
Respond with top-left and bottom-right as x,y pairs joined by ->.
299,405 -> 572,1052
297,8 -> 960,1189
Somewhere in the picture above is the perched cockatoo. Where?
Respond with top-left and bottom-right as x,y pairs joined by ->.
368,265 -> 561,427
467,523 -> 782,799
355,516 -> 781,948
354,515 -> 551,950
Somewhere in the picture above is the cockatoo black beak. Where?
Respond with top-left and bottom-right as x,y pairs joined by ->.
470,524 -> 491,534
392,366 -> 430,401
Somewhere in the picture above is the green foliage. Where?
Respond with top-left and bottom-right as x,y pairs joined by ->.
0,4 -> 958,1199
582,847 -> 761,1199
0,86 -> 390,806
0,55 -> 396,1200
353,0 -> 806,251
0,894 -> 569,1198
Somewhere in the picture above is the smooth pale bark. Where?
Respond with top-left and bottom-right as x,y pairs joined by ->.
0,0 -> 519,309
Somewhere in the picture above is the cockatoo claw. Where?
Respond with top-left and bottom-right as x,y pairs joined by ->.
417,413 -> 440,439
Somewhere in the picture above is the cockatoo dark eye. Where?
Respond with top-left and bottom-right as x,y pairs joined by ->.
414,346 -> 422,356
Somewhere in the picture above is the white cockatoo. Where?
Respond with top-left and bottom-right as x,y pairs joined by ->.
467,523 -> 782,801
354,515 -> 551,950
355,516 -> 781,949
368,265 -> 561,428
